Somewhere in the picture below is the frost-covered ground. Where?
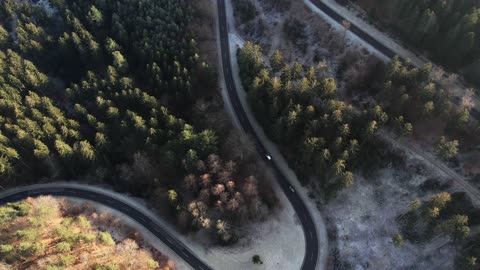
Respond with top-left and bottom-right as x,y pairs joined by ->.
211,0 -> 330,269
30,0 -> 56,15
320,163 -> 456,269
305,0 -> 423,65
305,0 -> 480,115
187,180 -> 306,270
223,0 -> 332,268
1,182 -> 307,270
303,0 -> 388,63
81,191 -> 306,270
228,0 -> 469,269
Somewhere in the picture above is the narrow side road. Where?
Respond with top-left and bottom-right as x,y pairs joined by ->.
0,184 -> 212,270
309,0 -> 395,60
306,0 -> 480,119
217,0 -> 320,269
307,0 -> 480,204
380,130 -> 480,207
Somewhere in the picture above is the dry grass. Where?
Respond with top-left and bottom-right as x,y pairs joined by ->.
0,196 -> 174,270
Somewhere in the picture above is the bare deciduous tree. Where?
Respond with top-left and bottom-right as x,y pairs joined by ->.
226,180 -> 235,191
184,174 -> 197,190
199,188 -> 210,203
461,88 -> 475,111
226,198 -> 240,212
200,173 -> 211,188
207,154 -> 222,174
212,184 -> 226,196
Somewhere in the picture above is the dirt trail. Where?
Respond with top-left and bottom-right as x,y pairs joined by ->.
305,0 -> 480,116
380,129 -> 480,207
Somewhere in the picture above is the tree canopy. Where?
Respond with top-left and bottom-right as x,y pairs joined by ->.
353,0 -> 480,86
0,0 -> 273,242
238,42 -> 386,193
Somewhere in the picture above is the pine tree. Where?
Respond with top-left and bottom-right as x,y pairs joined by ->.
87,5 -> 104,27
436,136 -> 459,160
271,49 -> 283,71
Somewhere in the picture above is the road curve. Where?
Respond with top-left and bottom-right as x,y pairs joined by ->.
0,184 -> 212,270
307,0 -> 480,119
217,0 -> 320,269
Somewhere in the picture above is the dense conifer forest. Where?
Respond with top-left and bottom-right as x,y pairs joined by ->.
238,42 -> 390,194
344,0 -> 480,85
0,0 -> 274,243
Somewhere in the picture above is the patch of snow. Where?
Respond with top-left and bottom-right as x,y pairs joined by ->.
323,165 -> 455,270
225,35 -> 328,270
189,180 -> 306,270
305,0 -> 480,113
226,1 -> 470,268
230,33 -> 245,48
221,1 -> 329,269
214,1 -> 318,269
32,0 -> 57,15
303,0 -> 389,63
1,182 -> 305,270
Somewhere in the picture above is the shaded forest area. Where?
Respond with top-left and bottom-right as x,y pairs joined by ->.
0,0 -> 275,243
342,0 -> 480,86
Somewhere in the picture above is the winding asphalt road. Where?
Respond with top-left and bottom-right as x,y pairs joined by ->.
217,0 -> 319,269
308,0 -> 480,119
0,185 -> 212,270
0,2 -> 320,270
